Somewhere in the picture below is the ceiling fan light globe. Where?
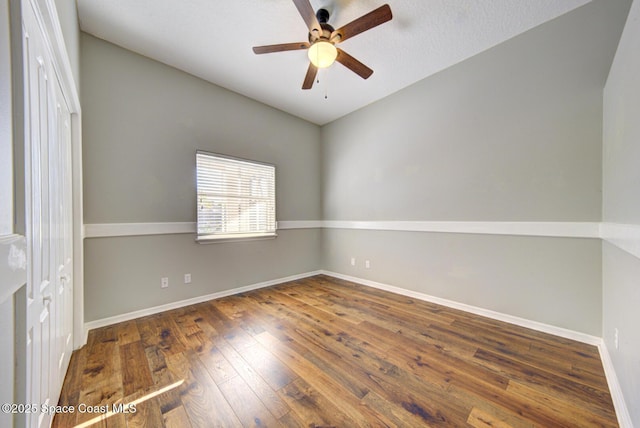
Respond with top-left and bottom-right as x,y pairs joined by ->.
308,41 -> 337,68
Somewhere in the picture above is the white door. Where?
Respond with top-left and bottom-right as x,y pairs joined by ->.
21,0 -> 74,426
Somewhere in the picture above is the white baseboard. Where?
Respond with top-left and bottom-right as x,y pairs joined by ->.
320,270 -> 601,345
83,270 -> 323,332
598,342 -> 633,428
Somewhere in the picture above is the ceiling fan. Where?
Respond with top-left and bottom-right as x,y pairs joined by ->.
252,0 -> 392,90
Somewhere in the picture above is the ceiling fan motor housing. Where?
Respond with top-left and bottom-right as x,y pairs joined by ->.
309,8 -> 335,43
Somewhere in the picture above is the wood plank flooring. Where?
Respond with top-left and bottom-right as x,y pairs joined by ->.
53,275 -> 618,427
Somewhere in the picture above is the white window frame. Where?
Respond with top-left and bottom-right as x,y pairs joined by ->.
196,151 -> 277,242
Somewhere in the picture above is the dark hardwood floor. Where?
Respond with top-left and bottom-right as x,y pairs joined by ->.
54,275 -> 618,427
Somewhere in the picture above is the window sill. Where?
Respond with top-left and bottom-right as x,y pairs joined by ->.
196,232 -> 277,244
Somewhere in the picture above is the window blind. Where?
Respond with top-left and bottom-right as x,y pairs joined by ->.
196,151 -> 276,241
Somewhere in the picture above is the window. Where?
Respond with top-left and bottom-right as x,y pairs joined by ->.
196,151 -> 276,242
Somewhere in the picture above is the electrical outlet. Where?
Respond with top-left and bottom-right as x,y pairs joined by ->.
161,277 -> 169,288
184,273 -> 192,284
365,260 -> 371,269
614,328 -> 619,350
350,257 -> 356,266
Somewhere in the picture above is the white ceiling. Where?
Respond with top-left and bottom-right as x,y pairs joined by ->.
76,0 -> 591,125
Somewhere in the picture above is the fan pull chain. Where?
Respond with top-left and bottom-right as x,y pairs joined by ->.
323,68 -> 329,100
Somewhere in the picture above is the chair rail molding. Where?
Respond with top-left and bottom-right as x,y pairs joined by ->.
83,220 -> 601,239
600,222 -> 640,260
0,234 -> 27,304
83,221 -> 324,238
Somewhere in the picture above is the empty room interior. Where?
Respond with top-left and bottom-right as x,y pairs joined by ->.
2,0 -> 640,426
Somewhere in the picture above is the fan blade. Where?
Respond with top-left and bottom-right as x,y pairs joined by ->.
302,63 -> 318,90
335,48 -> 373,79
331,4 -> 392,43
253,42 -> 309,54
292,0 -> 323,37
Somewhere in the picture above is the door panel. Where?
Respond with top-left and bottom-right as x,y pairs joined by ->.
52,79 -> 73,389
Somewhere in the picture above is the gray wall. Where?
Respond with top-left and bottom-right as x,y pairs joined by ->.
1,0 -> 12,235
81,33 -> 322,321
53,0 -> 80,91
321,0 -> 630,336
85,230 -> 321,320
2,1 -> 18,425
324,229 -> 602,333
0,1 -> 12,423
323,0 -> 627,222
603,0 -> 640,424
